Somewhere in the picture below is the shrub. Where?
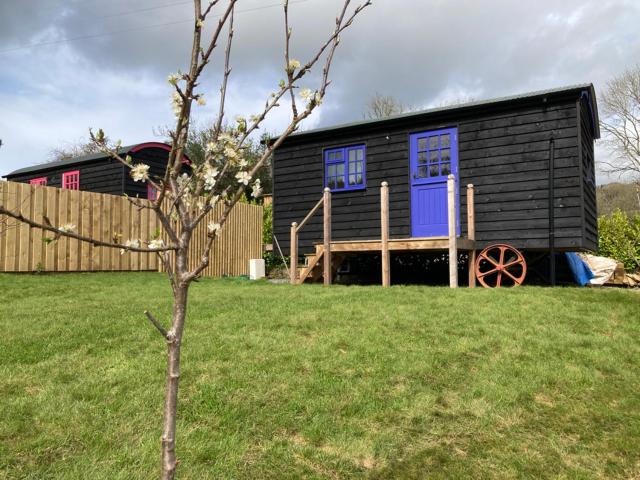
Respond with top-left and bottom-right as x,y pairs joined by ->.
598,209 -> 640,271
263,203 -> 273,244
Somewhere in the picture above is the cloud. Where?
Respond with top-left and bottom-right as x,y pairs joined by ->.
1,0 -> 639,183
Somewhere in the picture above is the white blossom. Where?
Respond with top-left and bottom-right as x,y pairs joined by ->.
235,171 -> 251,185
251,179 -> 263,198
287,59 -> 301,72
148,239 -> 165,250
130,163 -> 150,182
171,92 -> 183,118
196,95 -> 206,106
218,133 -> 234,144
196,18 -> 204,28
58,224 -> 76,233
206,141 -> 217,153
167,73 -> 179,86
120,239 -> 140,255
177,173 -> 191,189
203,164 -> 219,191
299,88 -> 314,102
207,222 -> 221,235
209,195 -> 220,207
224,145 -> 239,160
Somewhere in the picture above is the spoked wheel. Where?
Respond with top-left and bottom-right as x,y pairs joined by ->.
475,244 -> 527,288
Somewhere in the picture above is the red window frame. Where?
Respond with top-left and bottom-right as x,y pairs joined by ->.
29,177 -> 47,186
62,170 -> 80,190
147,183 -> 158,201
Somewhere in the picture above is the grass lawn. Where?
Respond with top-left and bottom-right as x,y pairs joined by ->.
0,273 -> 639,479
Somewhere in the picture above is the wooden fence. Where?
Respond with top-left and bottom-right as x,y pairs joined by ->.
0,181 -> 263,276
159,201 -> 263,278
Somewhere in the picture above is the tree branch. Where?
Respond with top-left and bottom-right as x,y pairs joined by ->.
0,206 -> 177,252
144,310 -> 171,340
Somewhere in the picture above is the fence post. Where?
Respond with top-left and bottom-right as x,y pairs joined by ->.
448,174 -> 458,288
290,222 -> 298,285
323,187 -> 332,286
467,184 -> 476,288
381,181 -> 390,287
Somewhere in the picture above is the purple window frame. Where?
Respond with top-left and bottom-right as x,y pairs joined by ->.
324,144 -> 366,192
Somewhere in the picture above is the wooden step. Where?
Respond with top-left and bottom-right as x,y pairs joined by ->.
297,247 -> 324,284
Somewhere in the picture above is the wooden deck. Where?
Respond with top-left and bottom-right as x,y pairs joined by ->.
291,178 -> 477,287
326,236 -> 476,253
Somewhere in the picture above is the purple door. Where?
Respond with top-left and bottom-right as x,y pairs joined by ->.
410,128 -> 459,237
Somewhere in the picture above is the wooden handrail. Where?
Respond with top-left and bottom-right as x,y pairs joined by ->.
296,195 -> 324,232
290,188 -> 332,285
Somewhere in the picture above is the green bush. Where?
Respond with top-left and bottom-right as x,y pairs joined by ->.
598,209 -> 640,271
263,203 -> 273,244
261,203 -> 289,275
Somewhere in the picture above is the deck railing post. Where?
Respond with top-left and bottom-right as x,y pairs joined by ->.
467,184 -> 476,288
290,222 -> 298,284
380,182 -> 390,287
448,174 -> 458,288
323,188 -> 332,286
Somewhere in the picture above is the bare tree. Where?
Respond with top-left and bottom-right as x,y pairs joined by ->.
0,1 -> 371,478
48,136 -> 110,162
600,65 -> 640,184
363,92 -> 410,119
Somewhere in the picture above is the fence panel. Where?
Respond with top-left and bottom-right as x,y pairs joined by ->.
0,181 -> 263,276
158,201 -> 263,278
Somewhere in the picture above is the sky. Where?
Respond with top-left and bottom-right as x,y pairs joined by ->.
0,0 -> 639,183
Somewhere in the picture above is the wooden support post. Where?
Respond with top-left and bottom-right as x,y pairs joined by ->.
290,222 -> 298,285
467,184 -> 476,288
447,174 -> 458,288
323,188 -> 332,286
380,181 -> 390,287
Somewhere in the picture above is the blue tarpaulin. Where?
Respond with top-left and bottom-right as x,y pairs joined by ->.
565,252 -> 595,286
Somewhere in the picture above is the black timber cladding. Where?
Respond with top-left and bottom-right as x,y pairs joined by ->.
4,144 -> 181,198
272,85 -> 599,254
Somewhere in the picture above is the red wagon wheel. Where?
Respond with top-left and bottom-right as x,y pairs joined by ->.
475,244 -> 527,288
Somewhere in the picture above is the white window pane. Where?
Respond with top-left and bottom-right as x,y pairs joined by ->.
429,136 -> 439,149
336,163 -> 345,175
356,148 -> 364,161
349,149 -> 357,161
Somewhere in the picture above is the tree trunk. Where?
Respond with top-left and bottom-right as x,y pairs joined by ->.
161,256 -> 190,480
